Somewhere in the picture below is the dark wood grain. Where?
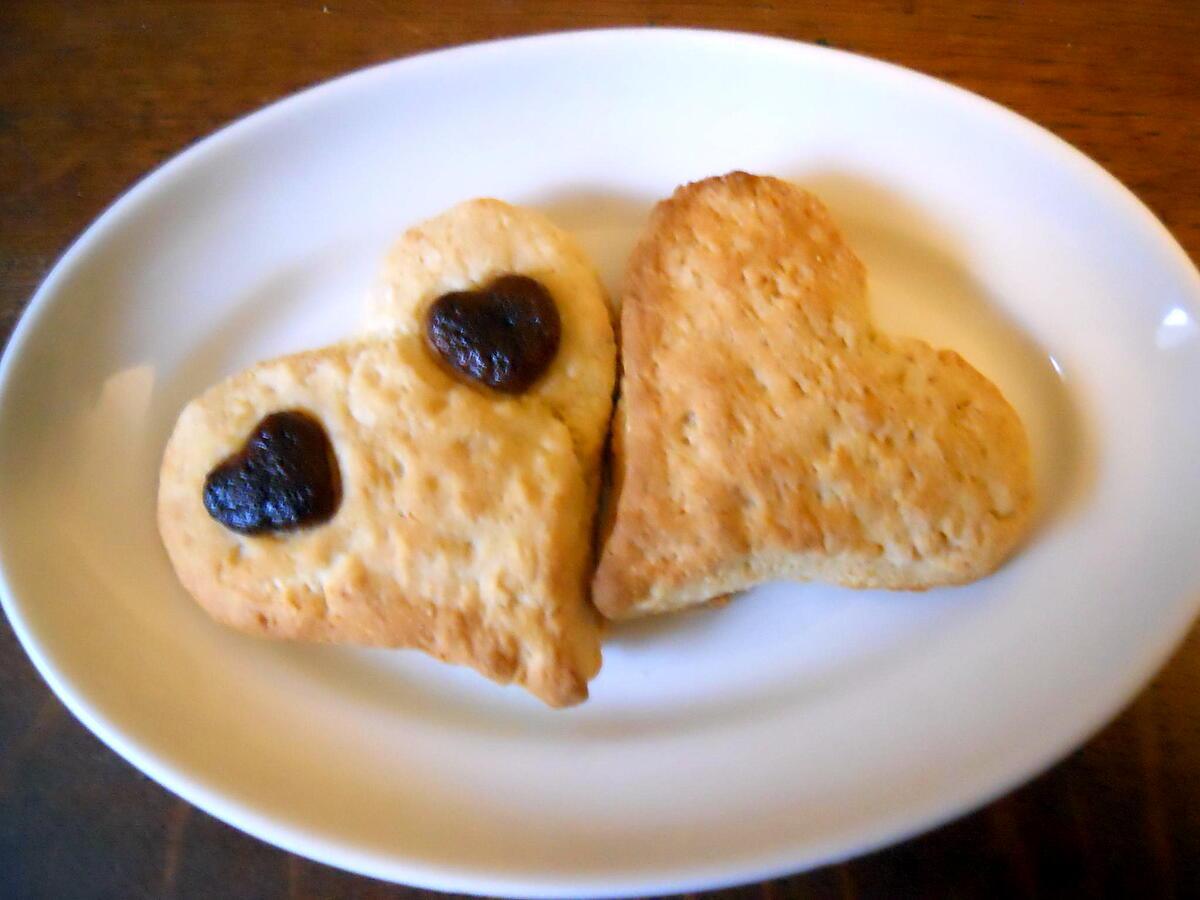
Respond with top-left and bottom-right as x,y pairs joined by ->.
2,2 -> 1199,897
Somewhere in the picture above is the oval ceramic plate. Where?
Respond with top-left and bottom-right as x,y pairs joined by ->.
2,29 -> 1199,897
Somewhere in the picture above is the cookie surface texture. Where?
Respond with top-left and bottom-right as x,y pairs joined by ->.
593,172 -> 1035,620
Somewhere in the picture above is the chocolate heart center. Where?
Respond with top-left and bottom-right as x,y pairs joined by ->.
203,410 -> 341,535
425,274 -> 561,393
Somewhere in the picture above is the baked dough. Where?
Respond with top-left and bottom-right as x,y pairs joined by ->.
593,172 -> 1035,619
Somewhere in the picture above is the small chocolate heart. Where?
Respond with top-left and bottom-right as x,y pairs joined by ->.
425,274 -> 561,393
203,410 -> 341,535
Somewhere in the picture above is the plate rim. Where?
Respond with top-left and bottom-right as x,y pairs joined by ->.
2,26 -> 1199,897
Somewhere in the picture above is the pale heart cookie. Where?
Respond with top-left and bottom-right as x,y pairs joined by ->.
593,172 -> 1035,620
158,337 -> 601,707
363,199 -> 616,492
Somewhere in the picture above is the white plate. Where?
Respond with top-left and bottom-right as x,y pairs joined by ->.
2,28 -> 1199,897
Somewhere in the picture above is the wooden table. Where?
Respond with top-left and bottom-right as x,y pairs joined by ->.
2,2 -> 1198,897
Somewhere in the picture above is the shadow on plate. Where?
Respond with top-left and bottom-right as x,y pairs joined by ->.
527,185 -> 653,296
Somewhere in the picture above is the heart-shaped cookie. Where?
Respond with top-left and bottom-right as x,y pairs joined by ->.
159,338 -> 601,706
593,172 -> 1035,619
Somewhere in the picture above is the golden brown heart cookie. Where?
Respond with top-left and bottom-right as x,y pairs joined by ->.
593,172 -> 1035,620
159,337 -> 602,707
